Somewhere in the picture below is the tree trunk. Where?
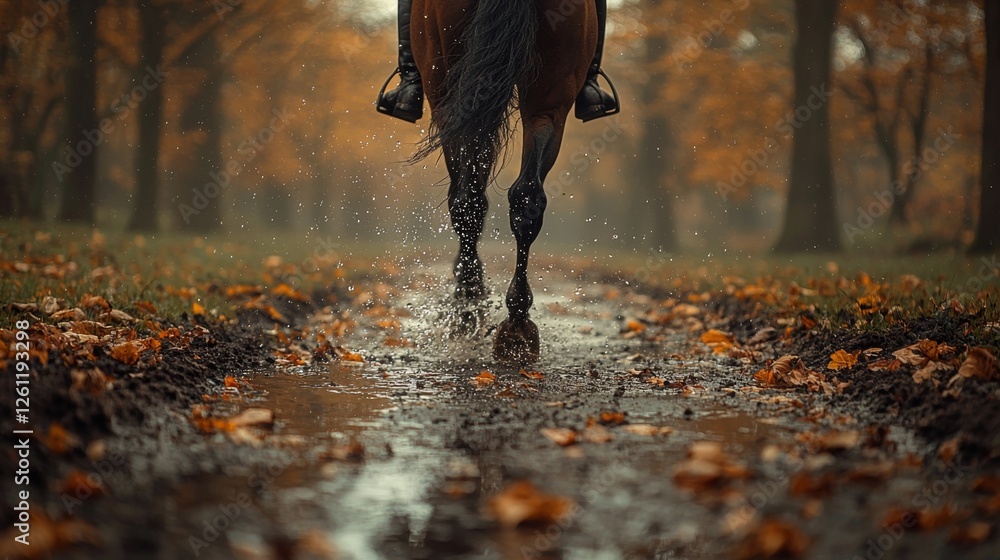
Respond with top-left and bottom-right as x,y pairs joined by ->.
128,3 -> 166,232
176,35 -> 224,233
970,0 -> 999,253
635,2 -> 677,252
58,0 -> 99,224
773,0 -> 841,253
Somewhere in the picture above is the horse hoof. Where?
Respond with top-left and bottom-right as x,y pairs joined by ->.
492,317 -> 539,366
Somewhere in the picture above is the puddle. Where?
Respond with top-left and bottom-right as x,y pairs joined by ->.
158,270 -> 951,560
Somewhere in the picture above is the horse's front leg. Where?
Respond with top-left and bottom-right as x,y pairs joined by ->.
493,119 -> 563,365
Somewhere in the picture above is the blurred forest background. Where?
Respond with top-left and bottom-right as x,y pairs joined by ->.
0,0 -> 996,254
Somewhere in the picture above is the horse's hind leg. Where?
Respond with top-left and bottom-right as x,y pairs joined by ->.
493,118 -> 564,365
444,144 -> 489,301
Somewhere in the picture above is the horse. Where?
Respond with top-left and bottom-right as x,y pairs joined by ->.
409,0 -> 598,365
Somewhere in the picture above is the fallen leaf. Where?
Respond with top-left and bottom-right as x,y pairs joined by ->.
949,522 -> 992,545
673,441 -> 750,493
827,349 -> 858,371
79,294 -> 111,312
110,342 -> 140,365
192,301 -> 205,315
939,437 -> 961,464
540,427 -> 577,447
472,371 -> 496,387
334,346 -> 364,362
42,423 -> 79,454
733,518 -> 810,559
598,411 -> 626,425
701,329 -> 735,353
230,408 -> 274,428
486,481 -> 575,528
51,308 -> 86,321
956,348 -> 998,381
622,424 -> 674,436
520,369 -> 543,380
58,470 -> 105,498
582,424 -> 613,443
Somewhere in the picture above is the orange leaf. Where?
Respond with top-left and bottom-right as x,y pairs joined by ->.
42,423 -> 78,454
486,481 -> 575,528
828,349 -> 858,371
334,346 -> 364,362
520,369 -> 543,380
472,371 -> 496,387
700,329 -> 733,344
192,301 -> 205,315
110,343 -> 140,365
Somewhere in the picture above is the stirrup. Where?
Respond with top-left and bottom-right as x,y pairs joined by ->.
376,68 -> 422,123
578,68 -> 621,123
376,68 -> 400,116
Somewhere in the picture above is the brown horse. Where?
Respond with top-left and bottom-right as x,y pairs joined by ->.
409,0 -> 597,365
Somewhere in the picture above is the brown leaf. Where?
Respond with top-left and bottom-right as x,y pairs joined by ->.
540,427 -> 577,447
79,294 -> 111,312
486,481 -> 575,528
520,369 -> 544,380
733,518 -> 810,559
51,308 -> 86,321
939,437 -> 961,464
949,522 -> 992,545
622,424 -> 674,436
58,470 -> 106,498
582,424 -> 613,444
673,441 -> 750,493
110,342 -> 140,365
42,423 -> 79,454
230,408 -> 274,428
957,348 -> 998,381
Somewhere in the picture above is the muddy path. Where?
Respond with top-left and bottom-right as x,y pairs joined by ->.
12,258 -> 1000,560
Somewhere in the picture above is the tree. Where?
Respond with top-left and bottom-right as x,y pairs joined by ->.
773,0 -> 841,253
128,1 -> 167,231
970,0 -> 999,253
58,0 -> 100,224
635,1 -> 677,252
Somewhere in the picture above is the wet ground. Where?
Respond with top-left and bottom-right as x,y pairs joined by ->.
15,259 -> 1000,559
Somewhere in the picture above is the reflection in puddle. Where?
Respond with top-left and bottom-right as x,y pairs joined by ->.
171,363 -> 791,560
252,363 -> 396,435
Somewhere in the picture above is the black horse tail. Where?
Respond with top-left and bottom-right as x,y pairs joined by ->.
414,0 -> 538,177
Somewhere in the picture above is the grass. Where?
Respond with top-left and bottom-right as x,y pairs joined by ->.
2,222 -> 998,345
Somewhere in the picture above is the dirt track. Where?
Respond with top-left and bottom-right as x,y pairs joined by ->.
3,259 -> 1000,559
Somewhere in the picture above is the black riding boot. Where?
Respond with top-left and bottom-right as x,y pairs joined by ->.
376,0 -> 423,122
575,0 -> 620,122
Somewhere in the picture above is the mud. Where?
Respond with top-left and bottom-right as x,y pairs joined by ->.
3,260 -> 999,560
